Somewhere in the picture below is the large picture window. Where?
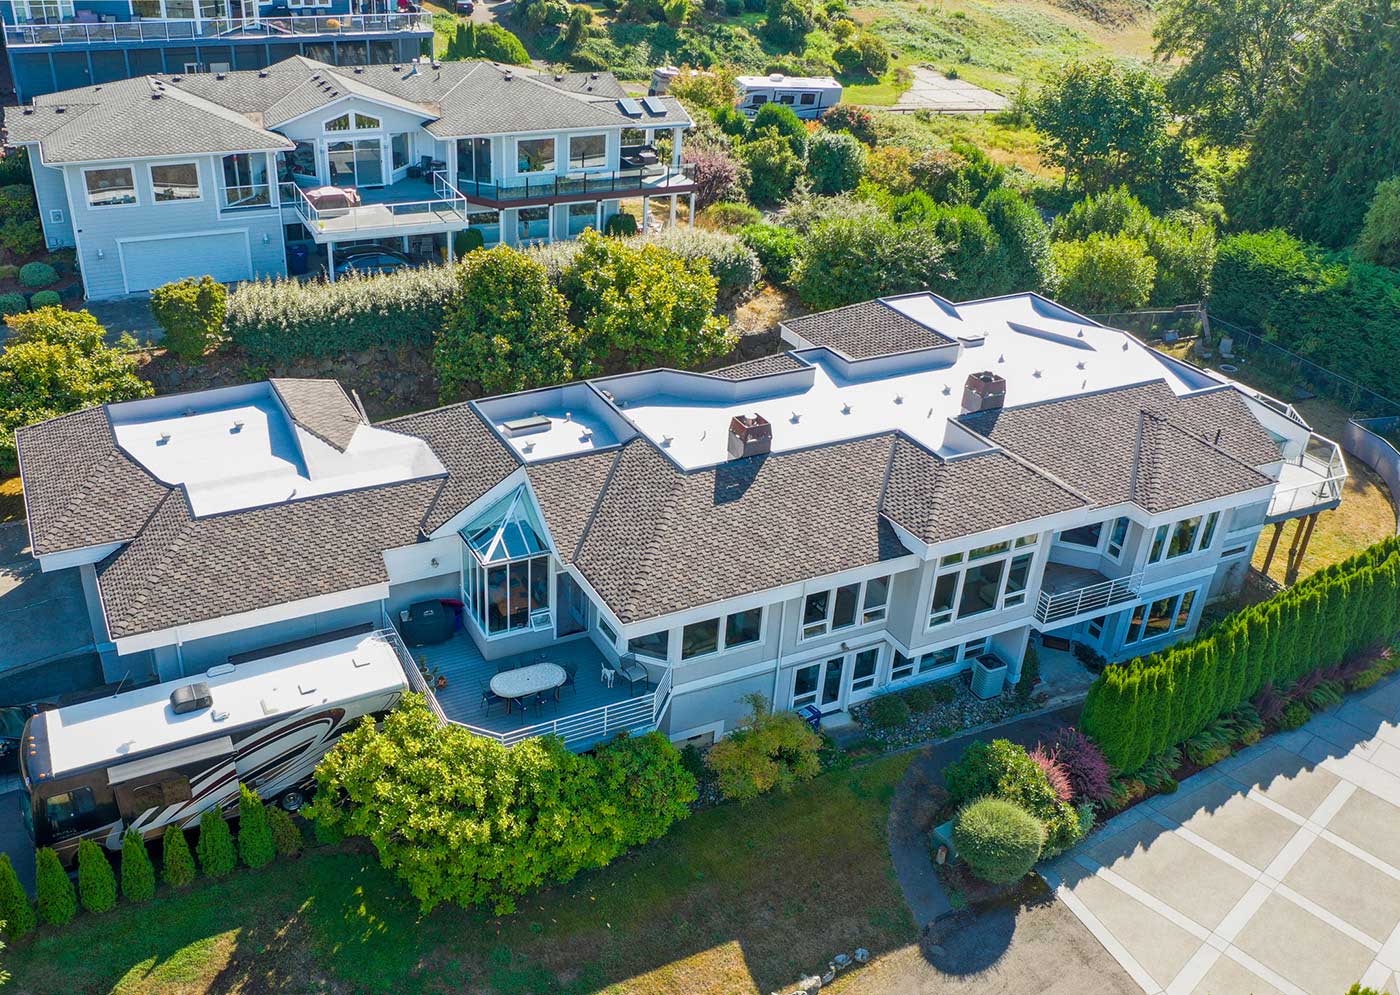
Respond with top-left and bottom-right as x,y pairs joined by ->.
628,630 -> 669,660
516,137 -> 556,174
150,162 -> 200,203
220,152 -> 270,209
83,166 -> 136,208
1148,511 -> 1221,564
802,576 -> 887,640
569,133 -> 606,170
927,535 -> 1037,628
1124,588 -> 1197,644
1058,522 -> 1103,549
460,486 -> 552,636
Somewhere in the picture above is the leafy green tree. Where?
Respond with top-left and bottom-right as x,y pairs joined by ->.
148,275 -> 227,361
119,830 -> 155,903
750,102 -> 809,159
1032,59 -> 1174,196
737,133 -> 803,206
161,825 -> 196,888
980,188 -> 1058,295
763,0 -> 815,48
1357,175 -> 1400,267
196,808 -> 237,879
435,245 -> 580,400
0,307 -> 151,473
237,785 -> 276,870
305,694 -> 695,914
34,848 -> 75,926
1051,233 -> 1157,313
0,855 -> 34,940
268,807 -> 303,859
792,214 -> 947,310
76,840 -> 116,914
834,33 -> 890,76
705,694 -> 822,801
925,203 -> 1008,299
1052,185 -> 1152,241
806,130 -> 866,195
1153,0 -> 1324,144
562,230 -> 733,371
1229,0 -> 1400,247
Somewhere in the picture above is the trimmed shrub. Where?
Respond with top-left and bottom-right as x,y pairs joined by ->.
446,21 -> 530,63
902,684 -> 946,712
0,264 -> 17,280
18,261 -> 57,288
268,807 -> 303,858
943,738 -> 1081,852
806,130 -> 866,195
120,829 -> 156,903
196,808 -> 237,879
603,211 -> 638,237
454,227 -> 486,257
225,264 -> 460,361
1279,701 -> 1312,731
28,290 -> 60,308
952,797 -> 1046,885
739,132 -> 804,206
237,785 -> 276,870
161,825 -> 196,887
0,293 -> 26,317
35,847 -> 76,926
77,839 -> 117,914
707,693 -> 822,801
634,227 -> 760,307
0,218 -> 43,258
1016,644 -> 1040,701
701,201 -> 763,230
737,222 -> 803,285
0,853 -> 35,939
1081,536 -> 1400,772
868,693 -> 911,730
149,275 -> 227,361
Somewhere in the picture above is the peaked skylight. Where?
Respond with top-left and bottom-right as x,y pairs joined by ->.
461,486 -> 547,563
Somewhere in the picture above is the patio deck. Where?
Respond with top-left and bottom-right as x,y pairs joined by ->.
411,629 -> 659,745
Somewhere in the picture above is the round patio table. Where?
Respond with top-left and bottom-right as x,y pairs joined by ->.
490,662 -> 567,714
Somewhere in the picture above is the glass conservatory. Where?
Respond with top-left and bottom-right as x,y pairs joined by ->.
460,487 -> 552,636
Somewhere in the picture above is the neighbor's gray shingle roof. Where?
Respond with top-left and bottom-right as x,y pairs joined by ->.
97,480 -> 441,639
705,353 -> 808,380
15,407 -> 170,557
783,300 -> 956,360
959,380 -> 1280,513
379,401 -> 519,533
881,441 -> 1088,545
270,378 -> 363,452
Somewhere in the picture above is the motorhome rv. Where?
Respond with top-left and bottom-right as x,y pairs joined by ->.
735,73 -> 843,119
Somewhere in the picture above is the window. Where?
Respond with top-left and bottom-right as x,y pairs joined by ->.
799,92 -> 816,105
833,583 -> 859,629
457,137 -> 493,185
1199,511 -> 1220,550
1015,534 -> 1038,548
460,486 -> 551,636
1087,615 -> 1105,640
518,205 -> 549,240
1106,517 -> 1129,559
279,141 -> 318,186
629,630 -> 669,660
1148,524 -> 1169,563
220,152 -> 269,209
1222,544 -> 1250,558
1167,516 -> 1202,558
150,162 -> 200,202
1174,590 -> 1196,630
391,133 -> 410,171
1143,597 -> 1175,639
569,133 -> 606,170
1002,552 -> 1033,608
850,647 -> 879,693
862,576 -> 889,623
792,663 -> 820,708
918,645 -> 957,673
779,93 -> 795,104
749,94 -> 768,107
1125,588 -> 1199,644
940,552 -> 964,568
83,166 -> 136,208
802,578 -> 880,639
41,787 -> 116,838
681,618 -> 720,659
891,651 -> 916,682
598,619 -> 617,645
325,111 -> 380,132
1150,513 -> 1218,563
957,559 -> 1006,619
1059,522 -> 1103,548
928,572 -> 958,627
968,540 -> 1010,560
802,590 -> 830,639
115,776 -> 192,816
516,137 -> 556,173
962,637 -> 989,658
725,607 -> 762,648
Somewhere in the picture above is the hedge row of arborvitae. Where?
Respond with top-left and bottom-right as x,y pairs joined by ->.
0,786 -> 301,941
1081,535 -> 1400,772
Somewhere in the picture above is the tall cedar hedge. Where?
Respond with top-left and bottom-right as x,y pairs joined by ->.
1082,535 -> 1400,772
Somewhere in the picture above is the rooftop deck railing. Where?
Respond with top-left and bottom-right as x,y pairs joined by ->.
1035,571 -> 1143,626
290,169 -> 467,236
4,10 -> 430,46
454,163 -> 696,205
1267,433 -> 1348,520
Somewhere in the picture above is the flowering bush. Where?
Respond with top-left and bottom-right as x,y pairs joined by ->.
1048,727 -> 1114,803
1028,744 -> 1073,803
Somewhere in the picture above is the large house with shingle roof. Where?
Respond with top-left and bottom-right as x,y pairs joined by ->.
3,55 -> 694,299
16,292 -> 1349,750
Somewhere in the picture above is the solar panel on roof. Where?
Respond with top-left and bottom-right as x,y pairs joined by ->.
642,96 -> 667,115
618,97 -> 643,117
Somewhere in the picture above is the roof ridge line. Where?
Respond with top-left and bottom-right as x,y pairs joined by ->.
569,445 -> 627,563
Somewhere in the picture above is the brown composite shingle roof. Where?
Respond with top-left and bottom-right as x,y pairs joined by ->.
525,451 -> 617,558
705,354 -> 808,380
783,300 -> 955,360
15,407 -> 170,557
270,378 -> 363,452
958,380 -> 1280,513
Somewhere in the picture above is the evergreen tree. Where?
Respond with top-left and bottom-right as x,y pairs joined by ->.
34,847 -> 75,926
120,830 -> 156,903
76,839 -> 116,914
268,807 -> 303,859
237,785 -> 276,870
161,825 -> 196,888
196,809 -> 237,879
0,853 -> 35,939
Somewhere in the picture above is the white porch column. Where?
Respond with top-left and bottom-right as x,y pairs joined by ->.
327,240 -> 335,281
668,193 -> 677,228
447,231 -> 455,262
642,195 -> 649,233
688,192 -> 696,227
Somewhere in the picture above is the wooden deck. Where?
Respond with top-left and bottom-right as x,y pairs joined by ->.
412,630 -> 653,737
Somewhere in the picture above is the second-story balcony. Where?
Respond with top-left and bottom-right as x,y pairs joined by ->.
1035,563 -> 1143,627
1266,433 -> 1347,522
286,171 -> 469,241
4,10 -> 431,47
453,162 -> 697,209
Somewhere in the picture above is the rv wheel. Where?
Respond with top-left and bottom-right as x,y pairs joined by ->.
278,788 -> 307,812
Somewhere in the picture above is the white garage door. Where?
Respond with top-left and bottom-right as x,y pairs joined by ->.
119,231 -> 252,293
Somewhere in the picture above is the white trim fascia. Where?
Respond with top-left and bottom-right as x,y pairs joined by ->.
669,657 -> 776,695
270,91 -> 433,133
111,581 -> 389,654
424,465 -> 528,540
38,541 -> 124,573
48,146 -> 293,168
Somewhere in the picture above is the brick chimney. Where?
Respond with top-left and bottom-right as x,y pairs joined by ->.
962,371 -> 1007,414
727,413 -> 772,459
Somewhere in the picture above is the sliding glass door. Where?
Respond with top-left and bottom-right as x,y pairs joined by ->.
326,139 -> 384,188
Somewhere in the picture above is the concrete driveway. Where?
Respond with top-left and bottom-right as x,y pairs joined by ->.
891,67 -> 1008,114
1045,673 -> 1400,995
0,521 -> 95,678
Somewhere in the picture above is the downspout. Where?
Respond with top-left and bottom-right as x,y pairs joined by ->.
770,598 -> 788,709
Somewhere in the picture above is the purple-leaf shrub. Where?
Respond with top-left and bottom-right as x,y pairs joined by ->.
682,141 -> 745,211
1049,727 -> 1113,803
1029,744 -> 1074,803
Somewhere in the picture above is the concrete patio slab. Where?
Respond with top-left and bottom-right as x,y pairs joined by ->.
1065,871 -> 1204,990
1220,748 -> 1341,818
1282,836 -> 1400,943
1159,779 -> 1302,871
1094,822 -> 1254,932
1231,893 -> 1376,995
1328,787 -> 1400,869
1192,953 -> 1287,995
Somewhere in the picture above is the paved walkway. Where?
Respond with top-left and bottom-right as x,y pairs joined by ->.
1045,672 -> 1400,995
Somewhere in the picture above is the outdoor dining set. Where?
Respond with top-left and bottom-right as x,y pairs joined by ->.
479,655 -> 651,721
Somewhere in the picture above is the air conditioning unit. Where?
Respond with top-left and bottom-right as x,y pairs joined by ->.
970,654 -> 1008,699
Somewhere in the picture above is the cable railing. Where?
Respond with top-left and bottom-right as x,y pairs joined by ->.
1035,572 -> 1143,626
452,163 -> 696,204
4,10 -> 431,45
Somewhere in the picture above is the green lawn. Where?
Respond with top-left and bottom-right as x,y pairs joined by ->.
6,754 -> 915,995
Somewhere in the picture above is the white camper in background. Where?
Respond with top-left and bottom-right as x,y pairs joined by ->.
735,73 -> 843,119
21,630 -> 408,864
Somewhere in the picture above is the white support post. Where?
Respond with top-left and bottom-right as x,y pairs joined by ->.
688,192 -> 696,227
669,193 -> 677,228
447,231 -> 455,262
327,240 -> 335,281
642,195 -> 649,233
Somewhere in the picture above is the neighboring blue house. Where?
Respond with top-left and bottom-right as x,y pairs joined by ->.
0,0 -> 431,102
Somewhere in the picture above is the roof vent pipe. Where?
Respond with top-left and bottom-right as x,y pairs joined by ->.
727,413 -> 772,460
961,371 -> 1006,414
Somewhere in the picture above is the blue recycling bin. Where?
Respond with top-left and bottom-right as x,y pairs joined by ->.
288,243 -> 310,275
797,703 -> 822,732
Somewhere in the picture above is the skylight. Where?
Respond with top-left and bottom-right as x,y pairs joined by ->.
461,486 -> 548,563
